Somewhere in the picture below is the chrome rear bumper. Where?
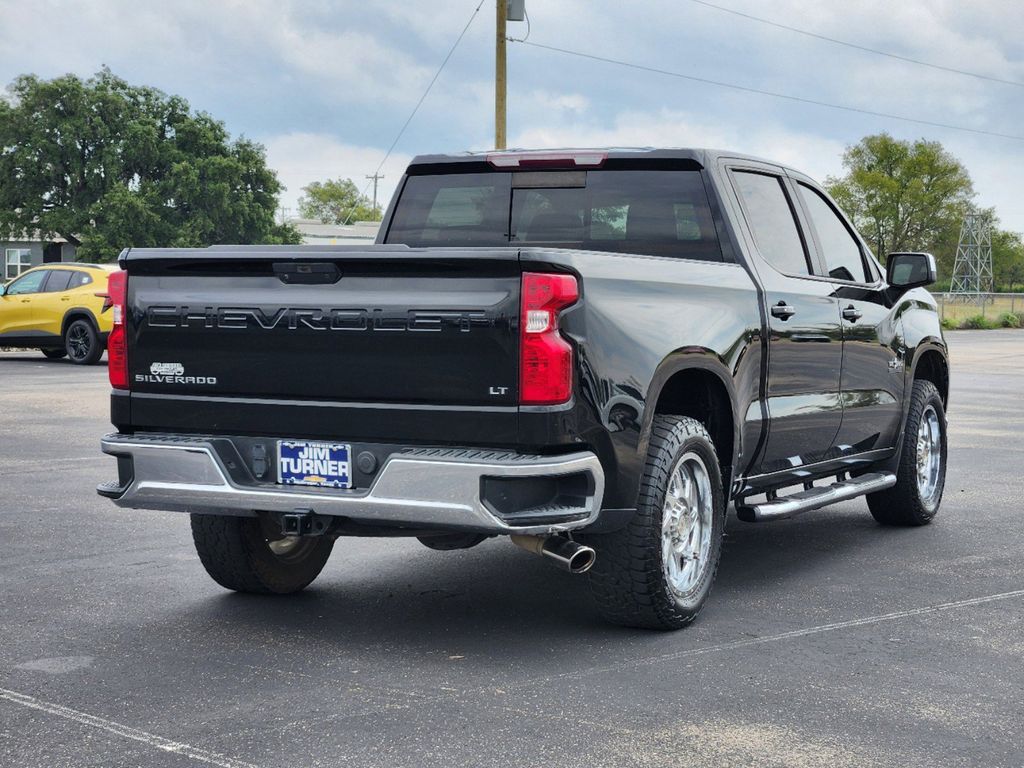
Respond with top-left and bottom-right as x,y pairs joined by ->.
98,433 -> 605,535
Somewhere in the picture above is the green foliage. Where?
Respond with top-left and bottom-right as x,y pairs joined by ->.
824,133 -> 974,275
0,69 -> 299,261
997,312 -> 1022,329
940,316 -> 958,331
958,314 -> 998,330
993,229 -> 1024,292
298,178 -> 382,224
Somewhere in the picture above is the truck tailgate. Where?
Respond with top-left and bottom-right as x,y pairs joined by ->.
124,248 -> 521,420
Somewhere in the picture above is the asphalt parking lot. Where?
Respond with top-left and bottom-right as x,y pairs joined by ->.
1,330 -> 1022,768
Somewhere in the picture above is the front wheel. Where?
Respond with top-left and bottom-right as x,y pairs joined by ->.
64,319 -> 103,365
585,416 -> 725,630
867,380 -> 947,526
190,514 -> 334,594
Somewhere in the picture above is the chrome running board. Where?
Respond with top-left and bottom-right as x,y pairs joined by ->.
736,472 -> 897,522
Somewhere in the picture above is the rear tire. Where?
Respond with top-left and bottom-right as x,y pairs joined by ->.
41,349 -> 67,360
867,380 -> 947,526
190,514 -> 334,594
585,416 -> 725,630
64,319 -> 103,365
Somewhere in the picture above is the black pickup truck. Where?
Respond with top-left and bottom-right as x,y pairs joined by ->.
97,148 -> 949,630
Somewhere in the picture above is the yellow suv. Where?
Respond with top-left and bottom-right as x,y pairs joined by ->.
0,264 -> 117,365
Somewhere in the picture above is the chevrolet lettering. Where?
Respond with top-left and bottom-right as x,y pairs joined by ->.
145,306 -> 493,332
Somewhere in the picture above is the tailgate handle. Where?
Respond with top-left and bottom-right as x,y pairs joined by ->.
273,263 -> 342,285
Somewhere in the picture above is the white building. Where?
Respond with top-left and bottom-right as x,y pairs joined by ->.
286,219 -> 381,246
2,232 -> 78,280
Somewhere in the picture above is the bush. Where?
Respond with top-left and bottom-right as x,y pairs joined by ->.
959,315 -> 998,330
998,312 -> 1023,329
940,317 -> 958,331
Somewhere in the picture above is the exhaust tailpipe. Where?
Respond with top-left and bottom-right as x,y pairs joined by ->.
510,535 -> 596,574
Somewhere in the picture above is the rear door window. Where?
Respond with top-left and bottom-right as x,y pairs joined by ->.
44,270 -> 73,292
732,171 -> 811,276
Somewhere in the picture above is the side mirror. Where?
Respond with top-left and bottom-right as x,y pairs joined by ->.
887,252 -> 936,290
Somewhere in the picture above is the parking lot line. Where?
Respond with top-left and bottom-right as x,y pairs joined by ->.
510,587 -> 1024,689
0,687 -> 259,768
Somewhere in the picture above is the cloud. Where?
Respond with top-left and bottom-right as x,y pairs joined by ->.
1,0 -> 1021,231
510,107 -> 847,182
263,132 -> 412,217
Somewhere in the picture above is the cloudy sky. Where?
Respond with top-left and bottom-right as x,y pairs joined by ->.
2,1 -> 1022,230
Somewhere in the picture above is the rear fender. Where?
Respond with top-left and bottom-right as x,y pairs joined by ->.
636,350 -> 740,499
61,308 -> 100,336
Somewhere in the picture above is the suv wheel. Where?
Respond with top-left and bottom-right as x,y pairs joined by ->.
64,319 -> 103,365
867,380 -> 947,526
190,514 -> 334,594
585,415 -> 725,630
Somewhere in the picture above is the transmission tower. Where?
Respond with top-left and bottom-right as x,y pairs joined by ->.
949,212 -> 993,303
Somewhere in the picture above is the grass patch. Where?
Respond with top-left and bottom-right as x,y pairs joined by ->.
958,315 -> 999,330
998,312 -> 1023,329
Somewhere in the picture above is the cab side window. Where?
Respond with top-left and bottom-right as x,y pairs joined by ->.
732,171 -> 810,276
6,270 -> 47,295
44,270 -> 73,292
797,183 -> 870,283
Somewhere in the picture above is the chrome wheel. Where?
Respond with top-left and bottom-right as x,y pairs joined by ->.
66,323 -> 92,362
661,451 -> 714,597
916,404 -> 943,510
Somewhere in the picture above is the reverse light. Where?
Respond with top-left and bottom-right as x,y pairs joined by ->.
106,270 -> 129,389
520,272 -> 579,405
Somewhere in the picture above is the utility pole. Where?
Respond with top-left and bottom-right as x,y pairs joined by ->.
495,0 -> 507,150
365,173 -> 384,213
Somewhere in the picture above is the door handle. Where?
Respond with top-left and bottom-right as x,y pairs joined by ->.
60,297 -> 70,301
771,302 -> 797,320
842,305 -> 863,322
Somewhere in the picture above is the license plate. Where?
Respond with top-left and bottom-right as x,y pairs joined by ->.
277,441 -> 351,488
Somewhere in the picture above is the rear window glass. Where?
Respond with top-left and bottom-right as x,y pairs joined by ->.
386,170 -> 723,261
387,174 -> 511,246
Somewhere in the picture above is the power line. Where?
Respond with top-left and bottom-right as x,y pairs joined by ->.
339,0 -> 487,225
512,39 -> 1024,142
686,0 -> 1024,88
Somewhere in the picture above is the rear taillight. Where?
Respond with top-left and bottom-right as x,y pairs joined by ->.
106,270 -> 129,389
520,272 -> 579,405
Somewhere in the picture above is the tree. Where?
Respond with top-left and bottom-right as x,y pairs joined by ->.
298,178 -> 382,224
0,69 -> 299,261
1006,263 -> 1024,294
993,227 -> 1024,292
825,134 -> 974,272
